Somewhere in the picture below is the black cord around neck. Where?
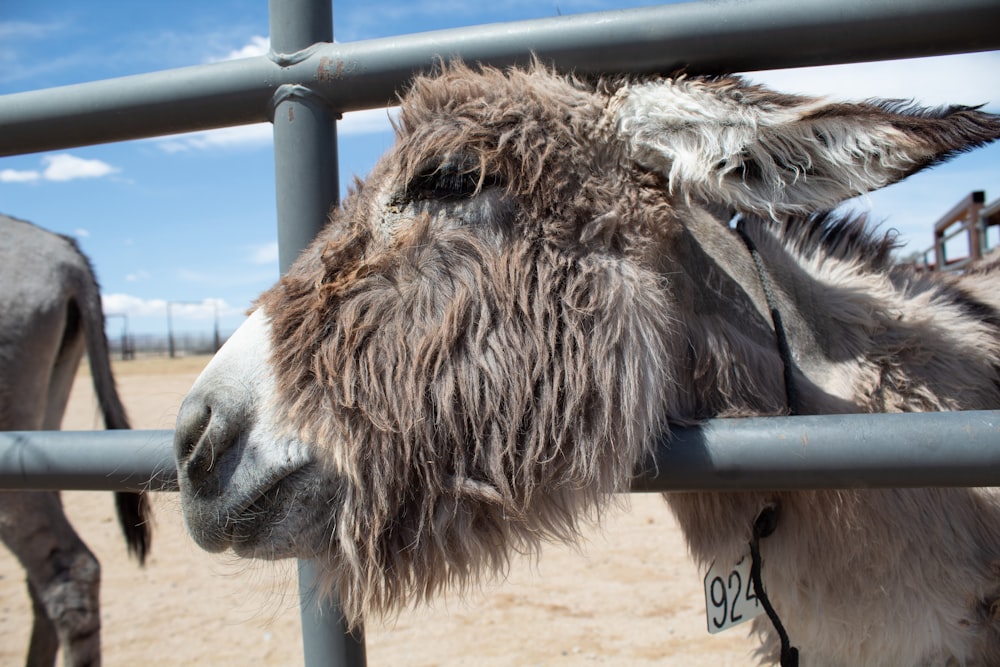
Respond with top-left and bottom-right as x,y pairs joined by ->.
749,506 -> 799,667
735,220 -> 801,416
734,221 -> 802,665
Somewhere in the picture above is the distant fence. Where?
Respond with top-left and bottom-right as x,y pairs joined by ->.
2,1 -> 1000,666
104,306 -> 227,359
107,333 -> 227,360
910,191 -> 1000,272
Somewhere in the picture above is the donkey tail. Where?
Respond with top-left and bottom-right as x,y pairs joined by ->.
73,241 -> 152,565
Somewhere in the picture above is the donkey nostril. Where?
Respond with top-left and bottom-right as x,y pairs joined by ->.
187,407 -> 211,458
175,399 -> 225,486
174,398 -> 212,461
174,393 -> 248,488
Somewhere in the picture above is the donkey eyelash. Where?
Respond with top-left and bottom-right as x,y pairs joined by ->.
404,159 -> 503,202
408,170 -> 481,200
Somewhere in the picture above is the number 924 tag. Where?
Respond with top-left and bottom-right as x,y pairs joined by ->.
704,556 -> 763,634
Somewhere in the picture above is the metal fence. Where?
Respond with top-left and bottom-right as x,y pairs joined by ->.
2,1 -> 1000,665
909,191 -> 1000,272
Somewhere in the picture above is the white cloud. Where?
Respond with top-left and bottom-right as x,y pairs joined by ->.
101,294 -> 241,320
41,153 -> 119,181
333,0 -> 551,40
2,154 -> 120,183
212,35 -> 269,62
249,242 -> 279,265
74,228 -> 90,238
153,140 -> 190,154
168,298 -> 236,320
0,168 -> 40,183
340,107 -> 399,136
101,294 -> 168,317
152,107 -> 397,153
173,264 -> 277,289
744,51 -> 1000,112
0,20 -> 65,41
155,124 -> 272,153
125,270 -> 150,283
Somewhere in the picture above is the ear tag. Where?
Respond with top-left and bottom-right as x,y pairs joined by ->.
704,555 -> 763,634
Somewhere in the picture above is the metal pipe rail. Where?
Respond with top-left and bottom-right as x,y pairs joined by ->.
3,411 -> 1000,492
0,429 -> 175,492
1,0 -> 999,156
266,2 -> 367,662
4,0 -> 1000,665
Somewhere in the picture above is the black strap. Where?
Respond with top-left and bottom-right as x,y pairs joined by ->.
750,507 -> 799,667
735,220 -> 801,416
736,221 -> 802,665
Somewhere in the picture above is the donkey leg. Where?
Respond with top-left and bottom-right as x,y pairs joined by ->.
0,491 -> 101,667
26,580 -> 58,667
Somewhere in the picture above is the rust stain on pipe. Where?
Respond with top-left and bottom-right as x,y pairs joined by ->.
317,56 -> 345,82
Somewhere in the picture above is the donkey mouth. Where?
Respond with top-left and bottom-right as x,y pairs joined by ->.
174,365 -> 324,557
185,463 -> 324,557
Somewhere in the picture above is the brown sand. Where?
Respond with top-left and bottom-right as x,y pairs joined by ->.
0,355 -> 759,665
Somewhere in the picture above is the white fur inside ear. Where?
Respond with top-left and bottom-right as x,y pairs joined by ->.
612,78 -> 812,187
611,78 -> 915,217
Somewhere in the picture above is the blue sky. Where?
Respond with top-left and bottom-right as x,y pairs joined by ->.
2,1 -> 999,338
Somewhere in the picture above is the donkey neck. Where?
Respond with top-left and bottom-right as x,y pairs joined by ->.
676,206 -> 860,415
677,206 -> 775,335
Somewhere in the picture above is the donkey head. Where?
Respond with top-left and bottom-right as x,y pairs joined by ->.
174,62 -> 1000,621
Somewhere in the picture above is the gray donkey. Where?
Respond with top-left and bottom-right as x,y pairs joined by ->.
174,64 -> 1000,665
0,213 -> 150,667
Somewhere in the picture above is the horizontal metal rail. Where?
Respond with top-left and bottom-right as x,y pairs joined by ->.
3,411 -> 999,492
637,411 -> 1000,490
4,2 -> 1000,665
0,429 -> 176,492
1,0 -> 999,156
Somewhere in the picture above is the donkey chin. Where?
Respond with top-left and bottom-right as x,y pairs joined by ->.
175,309 -> 331,560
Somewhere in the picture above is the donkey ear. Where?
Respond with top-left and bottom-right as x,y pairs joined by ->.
611,76 -> 1000,217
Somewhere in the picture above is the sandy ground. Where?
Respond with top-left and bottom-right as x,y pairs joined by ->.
0,355 -> 760,665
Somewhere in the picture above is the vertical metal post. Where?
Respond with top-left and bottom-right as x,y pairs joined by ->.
166,302 -> 176,358
212,301 -> 221,352
968,197 -> 985,262
270,0 -> 340,270
268,1 -> 367,666
297,561 -> 368,666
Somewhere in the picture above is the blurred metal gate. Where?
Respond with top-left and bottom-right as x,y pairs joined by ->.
2,1 -> 1000,665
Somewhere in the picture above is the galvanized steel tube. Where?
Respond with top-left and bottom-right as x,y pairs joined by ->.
307,0 -> 1000,112
298,560 -> 367,667
2,0 -> 1000,156
271,85 -> 340,270
3,412 -> 1000,492
0,429 -> 176,492
2,3 -> 999,665
0,56 -> 276,156
636,411 -> 1000,491
267,2 -> 364,665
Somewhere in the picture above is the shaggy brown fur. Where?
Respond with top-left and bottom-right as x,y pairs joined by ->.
176,62 -> 1000,665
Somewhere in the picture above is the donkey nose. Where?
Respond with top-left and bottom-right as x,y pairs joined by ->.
174,392 -> 246,488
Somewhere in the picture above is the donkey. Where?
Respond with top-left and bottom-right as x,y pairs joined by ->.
0,214 -> 150,667
174,63 -> 1000,665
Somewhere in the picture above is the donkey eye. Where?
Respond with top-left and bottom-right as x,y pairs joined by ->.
408,170 -> 480,200
406,159 -> 501,202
